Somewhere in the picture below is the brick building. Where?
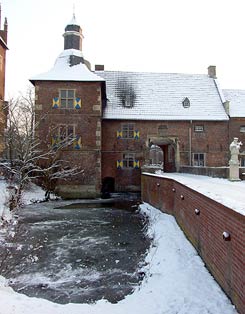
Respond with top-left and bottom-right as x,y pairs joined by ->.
31,17 -> 245,198
0,5 -> 8,157
223,90 -> 245,166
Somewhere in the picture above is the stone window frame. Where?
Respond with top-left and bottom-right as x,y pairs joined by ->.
194,125 -> 205,132
240,125 -> 245,133
192,153 -> 206,167
122,152 -> 135,168
59,89 -> 76,109
121,123 -> 135,139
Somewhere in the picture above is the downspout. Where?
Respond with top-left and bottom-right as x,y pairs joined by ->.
189,120 -> 192,166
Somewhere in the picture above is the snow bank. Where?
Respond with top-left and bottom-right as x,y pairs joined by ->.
0,180 -> 45,219
152,172 -> 245,216
0,201 -> 237,314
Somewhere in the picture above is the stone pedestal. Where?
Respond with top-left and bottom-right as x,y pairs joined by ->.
229,164 -> 240,181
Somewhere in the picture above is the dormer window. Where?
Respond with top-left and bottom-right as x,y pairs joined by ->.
182,97 -> 190,108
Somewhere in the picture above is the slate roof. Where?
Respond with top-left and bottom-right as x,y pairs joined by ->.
95,71 -> 228,121
30,49 -> 104,83
223,89 -> 245,117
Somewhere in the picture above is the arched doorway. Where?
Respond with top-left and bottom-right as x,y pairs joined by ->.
148,137 -> 180,172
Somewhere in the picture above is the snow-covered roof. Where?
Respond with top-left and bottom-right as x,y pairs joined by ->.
0,35 -> 7,49
95,71 -> 228,121
223,89 -> 245,117
30,49 -> 104,83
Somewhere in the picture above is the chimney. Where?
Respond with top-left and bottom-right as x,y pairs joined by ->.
223,100 -> 230,115
4,17 -> 7,32
208,65 -> 216,79
95,64 -> 104,71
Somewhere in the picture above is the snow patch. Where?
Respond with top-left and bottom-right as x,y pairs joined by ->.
0,198 -> 237,313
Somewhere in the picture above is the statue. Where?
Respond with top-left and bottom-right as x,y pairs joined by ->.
229,138 -> 242,165
229,138 -> 242,181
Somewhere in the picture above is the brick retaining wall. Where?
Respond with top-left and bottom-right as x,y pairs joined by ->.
142,173 -> 245,314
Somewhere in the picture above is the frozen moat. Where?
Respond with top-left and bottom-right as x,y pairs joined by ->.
1,200 -> 150,304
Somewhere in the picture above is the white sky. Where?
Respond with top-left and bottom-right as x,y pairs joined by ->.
1,0 -> 245,98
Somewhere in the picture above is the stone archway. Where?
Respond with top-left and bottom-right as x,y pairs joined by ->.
147,136 -> 180,172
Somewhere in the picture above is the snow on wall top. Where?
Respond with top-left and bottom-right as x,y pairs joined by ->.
145,172 -> 245,216
30,49 -> 104,83
223,89 -> 245,117
95,71 -> 228,121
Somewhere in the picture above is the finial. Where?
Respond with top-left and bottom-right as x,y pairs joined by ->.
73,3 -> 76,19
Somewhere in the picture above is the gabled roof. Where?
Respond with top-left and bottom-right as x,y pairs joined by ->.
223,89 -> 245,118
95,71 -> 228,121
30,49 -> 104,83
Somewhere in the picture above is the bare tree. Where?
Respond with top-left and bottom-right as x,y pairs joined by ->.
1,87 -> 82,214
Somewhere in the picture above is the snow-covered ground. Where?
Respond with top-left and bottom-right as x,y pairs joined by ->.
152,172 -> 245,216
0,177 -> 238,314
0,179 -> 46,220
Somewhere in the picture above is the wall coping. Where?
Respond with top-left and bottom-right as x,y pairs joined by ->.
142,172 -> 245,217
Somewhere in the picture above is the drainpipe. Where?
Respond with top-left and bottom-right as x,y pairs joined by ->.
189,120 -> 192,166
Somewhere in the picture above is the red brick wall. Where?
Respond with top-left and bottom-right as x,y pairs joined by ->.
34,80 -> 103,197
229,118 -> 245,143
102,119 -> 229,191
0,43 -> 6,101
142,174 -> 245,314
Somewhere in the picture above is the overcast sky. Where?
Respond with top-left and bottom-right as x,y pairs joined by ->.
1,0 -> 245,97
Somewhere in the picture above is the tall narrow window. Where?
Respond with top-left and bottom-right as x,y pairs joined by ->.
59,89 -> 75,109
240,156 -> 245,167
193,153 -> 205,167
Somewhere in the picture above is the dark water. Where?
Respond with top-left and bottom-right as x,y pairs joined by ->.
0,200 -> 150,304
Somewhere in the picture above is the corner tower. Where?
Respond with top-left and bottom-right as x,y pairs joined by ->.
30,17 -> 104,198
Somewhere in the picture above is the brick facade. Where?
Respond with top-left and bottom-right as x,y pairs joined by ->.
34,81 -> 103,198
102,119 -> 230,192
142,173 -> 245,314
